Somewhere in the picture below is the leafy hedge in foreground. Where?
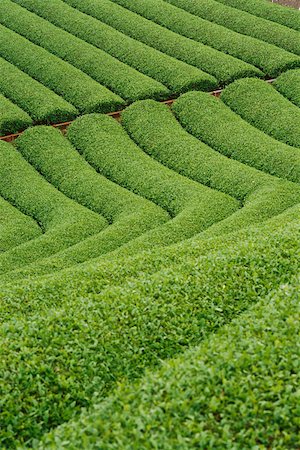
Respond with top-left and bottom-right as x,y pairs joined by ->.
63,0 -> 262,86
274,68 -> 300,108
0,195 -> 42,253
40,276 -> 300,449
122,100 -> 300,237
0,25 -> 124,114
215,0 -> 300,32
166,0 -> 300,56
0,204 -> 299,447
222,78 -> 300,148
0,139 -> 107,275
172,90 -> 300,184
112,0 -> 300,76
1,0 -> 169,102
0,56 -> 77,124
0,92 -> 32,134
12,0 -> 218,95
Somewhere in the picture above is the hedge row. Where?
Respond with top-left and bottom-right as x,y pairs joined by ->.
221,78 -> 300,148
274,68 -> 300,108
39,275 -> 300,449
63,0 -> 261,86
166,0 -> 300,56
112,0 -> 300,77
0,25 -> 124,114
0,56 -> 77,124
4,124 -> 169,281
0,115 -> 238,283
0,202 -> 299,447
215,0 -> 300,32
172,90 -> 300,184
1,0 -> 169,102
122,100 -> 300,237
0,194 -> 42,253
12,0 -> 218,95
0,93 -> 32,134
0,139 -> 107,275
67,114 -> 238,243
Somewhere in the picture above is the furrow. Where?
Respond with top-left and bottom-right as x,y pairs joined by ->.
11,0 -> 218,95
63,0 -> 261,85
0,0 -> 169,102
112,0 -> 300,76
0,56 -> 78,124
166,0 -> 300,55
0,24 -> 124,114
215,0 -> 300,31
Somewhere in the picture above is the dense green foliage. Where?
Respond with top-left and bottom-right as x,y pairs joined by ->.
0,195 -> 42,253
274,68 -> 300,107
0,139 -> 107,274
0,115 -> 237,283
11,0 -> 218,95
215,0 -> 300,31
0,56 -> 77,123
0,0 -> 169,102
166,0 -> 300,56
0,204 -> 299,447
222,77 -> 300,147
39,273 -> 300,449
172,90 -> 300,183
112,0 -> 300,76
122,100 -> 300,236
63,0 -> 262,86
0,25 -> 124,115
3,123 -> 170,281
0,93 -> 32,134
0,33 -> 300,447
0,0 -> 299,134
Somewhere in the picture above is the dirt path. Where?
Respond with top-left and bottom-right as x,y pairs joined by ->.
270,0 -> 300,8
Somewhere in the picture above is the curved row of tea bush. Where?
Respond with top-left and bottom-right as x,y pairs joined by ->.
0,139 -> 107,275
3,89 -> 300,281
215,0 -> 300,31
122,100 -> 300,237
222,77 -> 300,148
274,68 -> 300,108
166,0 -> 300,56
0,92 -> 32,134
0,25 -> 124,115
112,0 -> 300,76
39,272 -> 300,449
172,90 -> 300,184
63,0 -> 262,86
0,116 -> 237,283
11,0 -> 218,94
4,124 -> 169,279
0,56 -> 78,124
0,195 -> 42,253
0,0 -> 169,103
0,202 -> 299,448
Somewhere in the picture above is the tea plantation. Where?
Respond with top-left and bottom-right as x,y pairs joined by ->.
0,0 -> 299,448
